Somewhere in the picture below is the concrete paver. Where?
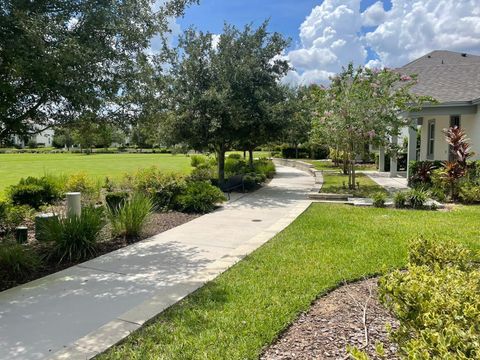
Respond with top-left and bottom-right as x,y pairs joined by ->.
0,165 -> 314,360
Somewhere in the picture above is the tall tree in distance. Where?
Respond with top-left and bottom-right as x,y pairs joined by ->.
164,22 -> 290,184
0,0 -> 197,142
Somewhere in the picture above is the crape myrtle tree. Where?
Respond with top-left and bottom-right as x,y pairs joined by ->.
0,0 -> 197,142
311,64 -> 431,189
164,22 -> 290,184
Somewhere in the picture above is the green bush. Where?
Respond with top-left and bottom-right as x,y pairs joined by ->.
190,155 -> 207,168
372,192 -> 387,208
459,182 -> 480,204
407,188 -> 429,209
228,153 -> 242,160
225,158 -> 248,177
108,193 -> 154,242
189,165 -> 216,182
105,192 -> 129,212
0,240 -> 41,280
175,181 -> 226,213
65,172 -> 100,200
408,161 -> 443,188
254,159 -> 276,178
39,206 -> 105,263
379,238 -> 480,359
8,176 -> 61,209
393,191 -> 408,209
130,168 -> 186,210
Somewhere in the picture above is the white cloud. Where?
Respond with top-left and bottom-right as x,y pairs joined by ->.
285,0 -> 480,86
365,0 -> 480,67
361,1 -> 386,27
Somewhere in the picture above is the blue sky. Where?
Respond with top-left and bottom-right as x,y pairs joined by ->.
176,0 -> 480,85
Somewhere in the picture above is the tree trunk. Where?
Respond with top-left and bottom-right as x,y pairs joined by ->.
295,143 -> 299,159
217,147 -> 226,186
343,151 -> 349,175
351,160 -> 356,190
248,148 -> 254,170
243,150 -> 246,159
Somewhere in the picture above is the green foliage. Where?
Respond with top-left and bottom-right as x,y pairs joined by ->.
175,181 -> 226,213
190,155 -> 207,168
0,241 -> 41,280
372,192 -> 387,208
253,159 -> 276,178
129,167 -> 187,210
225,158 -> 248,177
458,182 -> 480,204
393,191 -> 408,209
108,193 -> 154,242
407,188 -> 429,209
227,154 -> 242,160
105,192 -> 130,212
8,176 -> 61,209
65,172 -> 100,200
408,161 -> 443,188
39,206 -> 105,263
189,166 -> 216,182
379,238 -> 480,359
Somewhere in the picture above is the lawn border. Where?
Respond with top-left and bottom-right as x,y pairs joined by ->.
49,179 -> 314,359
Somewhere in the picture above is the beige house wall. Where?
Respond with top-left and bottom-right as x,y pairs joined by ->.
419,108 -> 479,161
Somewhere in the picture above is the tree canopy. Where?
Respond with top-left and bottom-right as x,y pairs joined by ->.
0,0 -> 197,141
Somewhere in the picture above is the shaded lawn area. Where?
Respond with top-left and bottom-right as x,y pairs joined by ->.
99,204 -> 480,360
0,153 -> 192,192
321,172 -> 388,197
306,159 -> 377,171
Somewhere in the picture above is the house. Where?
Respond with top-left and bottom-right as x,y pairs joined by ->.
379,50 -> 480,177
11,128 -> 55,148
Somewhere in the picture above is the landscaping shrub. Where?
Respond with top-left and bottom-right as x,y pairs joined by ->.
108,193 -> 154,242
228,153 -> 242,160
8,176 -> 61,209
190,155 -> 207,168
0,240 -> 41,280
130,168 -> 186,210
39,206 -> 105,263
458,182 -> 480,204
105,192 -> 130,212
379,238 -> 480,359
407,188 -> 429,209
408,161 -> 443,188
372,192 -> 387,208
175,181 -> 226,213
281,145 -> 329,159
254,159 -> 276,178
189,165 -> 216,182
225,158 -> 248,177
65,172 -> 100,200
393,191 -> 407,209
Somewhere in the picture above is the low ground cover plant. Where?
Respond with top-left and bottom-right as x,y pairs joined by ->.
175,181 -> 226,213
0,240 -> 41,281
8,176 -> 61,209
372,192 -> 387,208
378,238 -> 480,359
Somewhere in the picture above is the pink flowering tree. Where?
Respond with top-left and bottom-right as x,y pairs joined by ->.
311,63 -> 432,189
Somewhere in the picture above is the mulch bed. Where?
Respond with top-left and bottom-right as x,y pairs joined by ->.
0,211 -> 198,292
261,278 -> 399,360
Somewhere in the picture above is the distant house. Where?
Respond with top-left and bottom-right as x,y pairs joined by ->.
379,50 -> 480,177
11,128 -> 55,148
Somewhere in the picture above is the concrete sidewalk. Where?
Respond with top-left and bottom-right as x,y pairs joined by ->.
0,166 -> 314,360
366,172 -> 409,192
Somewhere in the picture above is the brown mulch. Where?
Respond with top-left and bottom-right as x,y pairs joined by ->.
0,211 -> 198,292
261,278 -> 399,360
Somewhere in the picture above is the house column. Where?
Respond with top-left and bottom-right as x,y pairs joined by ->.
390,135 -> 398,177
407,120 -> 418,179
378,146 -> 386,172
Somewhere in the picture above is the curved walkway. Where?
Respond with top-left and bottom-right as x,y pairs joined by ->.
0,166 -> 314,360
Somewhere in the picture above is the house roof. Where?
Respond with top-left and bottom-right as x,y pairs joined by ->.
399,50 -> 480,104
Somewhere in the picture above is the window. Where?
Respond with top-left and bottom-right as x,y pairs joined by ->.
427,119 -> 435,159
450,115 -> 461,128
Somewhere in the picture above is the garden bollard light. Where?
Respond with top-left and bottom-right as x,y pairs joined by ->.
66,192 -> 82,217
15,226 -> 28,244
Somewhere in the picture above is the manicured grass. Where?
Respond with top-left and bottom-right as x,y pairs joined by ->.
99,204 -> 480,360
321,172 -> 388,197
306,159 -> 377,171
0,153 -> 192,191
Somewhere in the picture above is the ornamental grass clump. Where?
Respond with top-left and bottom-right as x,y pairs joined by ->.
378,238 -> 480,359
108,192 -> 154,242
39,206 -> 105,263
0,240 -> 41,280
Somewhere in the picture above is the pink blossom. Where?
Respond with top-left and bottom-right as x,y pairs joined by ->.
324,110 -> 334,117
367,130 -> 376,139
400,75 -> 412,82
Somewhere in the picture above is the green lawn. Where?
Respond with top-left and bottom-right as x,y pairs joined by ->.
0,153 -> 192,191
306,159 -> 377,171
100,204 -> 480,360
321,172 -> 388,197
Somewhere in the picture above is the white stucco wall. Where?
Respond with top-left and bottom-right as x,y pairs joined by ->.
419,109 -> 479,161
